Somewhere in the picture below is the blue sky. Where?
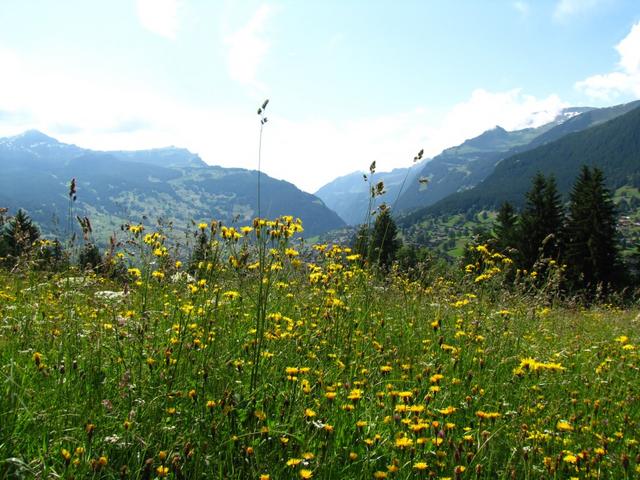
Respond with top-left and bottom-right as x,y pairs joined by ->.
1,0 -> 639,191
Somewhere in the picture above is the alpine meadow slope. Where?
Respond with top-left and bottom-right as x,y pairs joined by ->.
0,131 -> 345,241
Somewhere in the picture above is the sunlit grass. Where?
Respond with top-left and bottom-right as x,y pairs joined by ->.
0,220 -> 639,479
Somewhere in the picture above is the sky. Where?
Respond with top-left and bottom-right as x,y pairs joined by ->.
1,0 -> 640,192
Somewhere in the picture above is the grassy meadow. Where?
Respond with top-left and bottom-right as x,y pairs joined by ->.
1,217 -> 639,479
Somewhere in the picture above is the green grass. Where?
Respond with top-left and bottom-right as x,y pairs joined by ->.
1,223 -> 639,479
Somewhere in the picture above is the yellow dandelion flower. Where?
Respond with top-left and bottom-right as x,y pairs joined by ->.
414,461 -> 428,470
556,420 -> 573,432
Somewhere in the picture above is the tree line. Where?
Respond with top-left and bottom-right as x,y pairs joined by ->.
490,165 -> 635,294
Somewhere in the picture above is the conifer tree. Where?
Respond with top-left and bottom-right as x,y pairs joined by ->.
564,166 -> 620,289
1,209 -> 40,260
352,224 -> 369,264
493,201 -> 518,252
517,173 -> 564,269
369,206 -> 401,270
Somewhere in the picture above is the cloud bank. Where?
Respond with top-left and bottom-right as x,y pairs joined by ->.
137,0 -> 180,39
576,21 -> 640,100
224,4 -> 273,90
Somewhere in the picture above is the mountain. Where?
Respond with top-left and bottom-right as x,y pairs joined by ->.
0,131 -> 345,240
393,108 -> 598,213
315,107 -> 602,224
404,102 -> 640,223
314,162 -> 424,226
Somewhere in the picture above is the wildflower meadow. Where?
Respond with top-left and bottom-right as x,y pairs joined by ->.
1,216 -> 639,479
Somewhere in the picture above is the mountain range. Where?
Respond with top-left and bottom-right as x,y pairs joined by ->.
0,131 -> 345,241
410,101 -> 640,221
313,161 -> 425,226
315,100 -> 640,227
3,98 -> 640,250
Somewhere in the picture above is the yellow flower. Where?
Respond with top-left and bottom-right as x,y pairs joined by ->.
300,470 -> 313,479
556,420 -> 573,432
438,406 -> 457,415
395,436 -> 414,448
414,461 -> 428,470
33,352 -> 42,366
347,388 -> 363,401
156,465 -> 169,477
476,411 -> 501,420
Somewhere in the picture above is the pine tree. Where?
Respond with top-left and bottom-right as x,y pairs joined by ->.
352,224 -> 370,264
189,230 -> 210,272
78,242 -> 102,271
493,201 -> 518,252
564,166 -> 620,289
369,207 -> 401,270
1,209 -> 40,260
517,173 -> 564,269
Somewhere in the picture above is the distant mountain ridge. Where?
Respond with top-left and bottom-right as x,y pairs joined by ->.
316,101 -> 640,227
393,106 -> 602,213
314,161 -> 425,225
403,101 -> 640,224
0,131 -> 345,240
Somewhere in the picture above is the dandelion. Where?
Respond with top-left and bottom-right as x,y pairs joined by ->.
395,436 -> 414,448
300,470 -> 313,479
476,411 -> 501,420
61,448 -> 71,463
33,352 -> 42,367
556,420 -> 573,432
347,388 -> 363,401
438,406 -> 457,415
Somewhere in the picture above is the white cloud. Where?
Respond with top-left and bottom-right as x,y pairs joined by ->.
0,45 -> 566,193
513,1 -> 530,16
256,89 -> 566,192
553,0 -> 602,21
224,4 -> 272,90
137,0 -> 180,39
575,21 -> 640,100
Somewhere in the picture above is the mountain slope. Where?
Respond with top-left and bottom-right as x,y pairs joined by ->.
393,108 -> 602,213
0,131 -> 345,240
404,103 -> 640,223
314,163 -> 424,225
